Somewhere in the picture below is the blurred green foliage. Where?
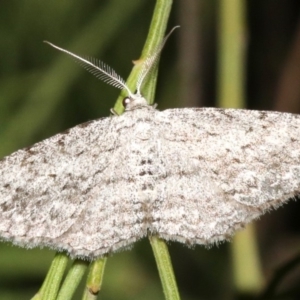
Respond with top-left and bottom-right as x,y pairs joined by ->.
1,1 -> 300,299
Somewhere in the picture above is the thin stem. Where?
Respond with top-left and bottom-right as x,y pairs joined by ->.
217,0 -> 263,293
82,257 -> 107,300
217,0 -> 246,109
115,1 -> 179,299
56,260 -> 89,300
113,0 -> 173,113
149,236 -> 181,300
31,253 -> 69,300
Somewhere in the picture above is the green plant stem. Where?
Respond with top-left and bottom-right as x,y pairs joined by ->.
217,0 -> 245,109
231,225 -> 263,293
56,260 -> 89,300
114,1 -> 180,299
31,253 -> 69,300
113,0 -> 173,113
82,257 -> 107,300
217,0 -> 263,294
149,236 -> 181,300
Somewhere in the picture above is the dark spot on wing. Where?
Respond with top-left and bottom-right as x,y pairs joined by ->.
24,147 -> 37,155
0,202 -> 12,212
258,111 -> 268,120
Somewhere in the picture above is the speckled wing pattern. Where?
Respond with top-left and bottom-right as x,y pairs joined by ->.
0,106 -> 300,259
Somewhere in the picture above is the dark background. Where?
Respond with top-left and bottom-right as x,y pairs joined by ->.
1,1 -> 300,299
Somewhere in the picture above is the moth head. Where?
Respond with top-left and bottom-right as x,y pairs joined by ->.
122,94 -> 149,111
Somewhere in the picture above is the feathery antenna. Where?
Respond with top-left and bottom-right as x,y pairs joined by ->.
44,26 -> 179,98
136,26 -> 180,95
44,41 -> 134,98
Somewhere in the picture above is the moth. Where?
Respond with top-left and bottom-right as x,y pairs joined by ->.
0,28 -> 299,259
